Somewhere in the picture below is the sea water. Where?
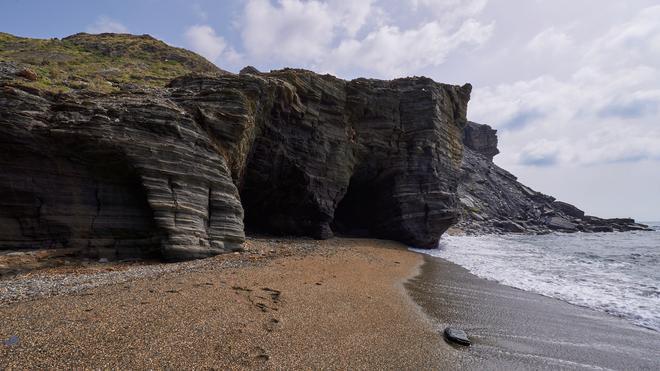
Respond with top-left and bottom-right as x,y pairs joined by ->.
414,223 -> 660,331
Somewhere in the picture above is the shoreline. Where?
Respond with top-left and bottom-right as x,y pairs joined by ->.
406,254 -> 660,370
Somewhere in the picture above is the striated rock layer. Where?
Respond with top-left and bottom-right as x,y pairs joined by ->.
1,58 -> 471,259
455,122 -> 651,234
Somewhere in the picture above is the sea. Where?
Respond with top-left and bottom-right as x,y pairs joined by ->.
414,222 -> 660,332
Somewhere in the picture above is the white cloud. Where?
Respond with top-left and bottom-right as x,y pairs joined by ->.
470,5 -> 660,169
328,0 -> 375,37
184,25 -> 242,66
242,0 -> 337,61
584,5 -> 660,68
527,27 -> 574,54
409,0 -> 488,23
86,16 -> 129,34
326,19 -> 493,77
238,0 -> 492,77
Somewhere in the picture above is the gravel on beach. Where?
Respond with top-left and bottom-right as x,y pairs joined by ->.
0,237 -> 329,306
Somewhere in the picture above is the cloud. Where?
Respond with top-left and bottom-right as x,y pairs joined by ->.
325,18 -> 493,77
409,0 -> 488,23
599,94 -> 660,119
501,109 -> 544,130
584,5 -> 660,68
470,5 -> 660,168
86,16 -> 129,34
527,27 -> 574,54
242,0 -> 338,61
328,0 -> 375,37
184,25 -> 242,66
238,0 -> 493,78
518,141 -> 559,167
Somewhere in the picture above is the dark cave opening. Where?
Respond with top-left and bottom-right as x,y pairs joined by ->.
331,176 -> 381,237
0,143 -> 164,260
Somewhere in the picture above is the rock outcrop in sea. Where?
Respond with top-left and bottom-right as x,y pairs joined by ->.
455,122 -> 651,234
0,33 -> 471,260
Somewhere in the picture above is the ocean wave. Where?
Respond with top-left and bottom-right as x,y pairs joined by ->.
414,231 -> 660,331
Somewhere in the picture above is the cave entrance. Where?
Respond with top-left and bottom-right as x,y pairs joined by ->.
331,175 -> 380,237
0,143 -> 164,261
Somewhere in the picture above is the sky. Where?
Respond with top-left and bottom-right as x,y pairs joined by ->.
1,0 -> 659,221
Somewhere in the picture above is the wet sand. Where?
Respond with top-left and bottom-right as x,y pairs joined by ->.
0,238 -> 456,369
406,255 -> 660,370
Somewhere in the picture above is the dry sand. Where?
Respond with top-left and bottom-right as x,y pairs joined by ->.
0,238 -> 456,369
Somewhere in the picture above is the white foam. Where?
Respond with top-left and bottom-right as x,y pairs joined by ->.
414,231 -> 660,332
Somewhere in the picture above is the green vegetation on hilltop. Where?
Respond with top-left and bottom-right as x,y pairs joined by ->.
0,32 -> 224,93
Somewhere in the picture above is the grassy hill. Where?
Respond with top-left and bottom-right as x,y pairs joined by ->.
0,32 -> 225,93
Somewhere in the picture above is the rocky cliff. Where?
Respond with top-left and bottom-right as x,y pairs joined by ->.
0,33 -> 471,260
455,122 -> 652,234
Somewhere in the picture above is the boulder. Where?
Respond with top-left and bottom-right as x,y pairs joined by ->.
546,216 -> 578,231
552,201 -> 585,218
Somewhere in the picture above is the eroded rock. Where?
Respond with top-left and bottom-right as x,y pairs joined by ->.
1,64 -> 471,259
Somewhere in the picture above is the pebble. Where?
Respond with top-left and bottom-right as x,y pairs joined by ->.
444,327 -> 471,346
3,335 -> 19,346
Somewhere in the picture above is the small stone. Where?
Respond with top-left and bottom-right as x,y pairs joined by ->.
98,258 -> 109,263
3,335 -> 19,346
444,327 -> 471,346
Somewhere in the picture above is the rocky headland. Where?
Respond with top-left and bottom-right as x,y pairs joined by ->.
456,121 -> 651,234
0,32 -> 650,263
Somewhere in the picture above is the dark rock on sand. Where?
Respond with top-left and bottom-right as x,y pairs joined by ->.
0,33 -> 471,260
456,122 -> 652,235
444,327 -> 470,346
3,336 -> 19,347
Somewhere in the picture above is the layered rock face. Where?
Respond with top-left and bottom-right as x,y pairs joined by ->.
0,86 -> 245,260
171,70 -> 471,248
455,122 -> 651,234
1,58 -> 471,259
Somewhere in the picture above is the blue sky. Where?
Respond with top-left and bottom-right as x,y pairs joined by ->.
2,0 -> 659,220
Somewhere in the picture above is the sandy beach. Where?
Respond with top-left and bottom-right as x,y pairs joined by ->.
2,238 -> 659,369
0,238 -> 455,369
